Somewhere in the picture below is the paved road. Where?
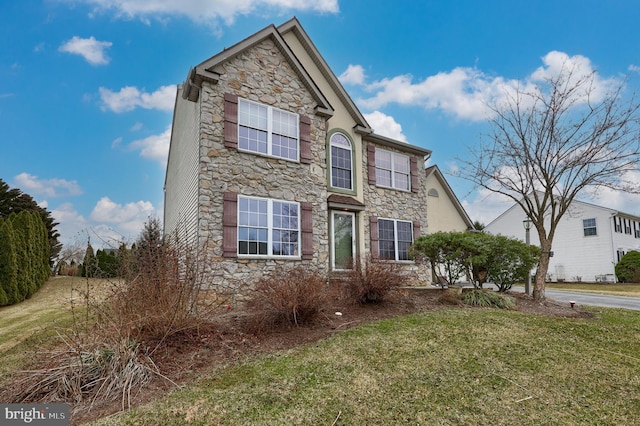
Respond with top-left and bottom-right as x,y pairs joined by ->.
493,284 -> 640,311
538,288 -> 640,311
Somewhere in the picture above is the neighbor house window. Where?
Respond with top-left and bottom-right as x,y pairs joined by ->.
375,149 -> 410,191
583,218 -> 597,237
329,132 -> 353,190
378,218 -> 413,261
238,98 -> 299,161
238,196 -> 299,257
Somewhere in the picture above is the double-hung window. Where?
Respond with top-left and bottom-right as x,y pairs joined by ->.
583,218 -> 597,237
238,196 -> 299,257
238,98 -> 299,161
375,149 -> 410,191
378,218 -> 413,261
329,132 -> 353,190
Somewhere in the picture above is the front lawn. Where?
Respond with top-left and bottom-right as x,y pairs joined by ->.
91,306 -> 640,425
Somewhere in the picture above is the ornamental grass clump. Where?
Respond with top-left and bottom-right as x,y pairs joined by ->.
12,337 -> 158,410
462,289 -> 516,310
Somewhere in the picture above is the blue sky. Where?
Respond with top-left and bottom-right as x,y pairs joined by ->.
2,0 -> 640,249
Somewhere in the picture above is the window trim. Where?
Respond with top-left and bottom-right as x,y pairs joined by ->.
237,195 -> 301,258
377,218 -> 414,261
327,130 -> 356,193
583,218 -> 597,237
237,98 -> 300,162
374,148 -> 411,192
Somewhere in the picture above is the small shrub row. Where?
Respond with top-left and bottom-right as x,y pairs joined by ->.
243,257 -> 408,331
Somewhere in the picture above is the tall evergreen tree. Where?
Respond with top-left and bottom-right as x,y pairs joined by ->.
0,218 -> 19,305
0,178 -> 61,264
0,218 -> 18,306
81,241 -> 97,278
9,212 -> 32,300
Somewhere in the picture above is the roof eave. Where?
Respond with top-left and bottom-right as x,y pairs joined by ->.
364,132 -> 432,157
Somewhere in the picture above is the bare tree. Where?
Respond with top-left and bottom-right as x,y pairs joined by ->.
459,64 -> 640,300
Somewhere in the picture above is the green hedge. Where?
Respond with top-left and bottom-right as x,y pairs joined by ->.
0,211 -> 50,306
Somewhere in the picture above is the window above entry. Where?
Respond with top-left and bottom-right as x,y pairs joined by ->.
329,132 -> 354,191
368,146 -> 420,192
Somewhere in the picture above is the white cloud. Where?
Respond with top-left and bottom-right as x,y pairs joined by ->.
111,136 -> 123,148
129,126 -> 171,165
59,36 -> 112,65
99,85 -> 176,113
357,51 -> 620,122
583,169 -> 640,217
363,111 -> 407,142
339,64 -> 366,86
359,68 -> 517,121
50,202 -> 89,246
461,188 -> 514,226
13,173 -> 83,198
76,0 -> 338,26
90,196 -> 156,234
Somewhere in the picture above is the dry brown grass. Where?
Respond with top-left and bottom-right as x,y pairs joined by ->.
3,225 -> 232,416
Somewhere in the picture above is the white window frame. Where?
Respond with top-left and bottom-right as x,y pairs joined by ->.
331,211 -> 356,271
329,132 -> 354,191
378,218 -> 413,261
238,98 -> 299,162
375,148 -> 410,191
583,218 -> 597,237
237,195 -> 300,258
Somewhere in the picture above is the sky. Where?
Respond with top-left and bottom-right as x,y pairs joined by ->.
2,0 -> 640,250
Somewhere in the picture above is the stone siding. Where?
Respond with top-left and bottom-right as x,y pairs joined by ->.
362,141 -> 431,285
197,38 -> 329,293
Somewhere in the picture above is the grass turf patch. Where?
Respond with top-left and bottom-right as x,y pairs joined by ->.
91,307 -> 640,425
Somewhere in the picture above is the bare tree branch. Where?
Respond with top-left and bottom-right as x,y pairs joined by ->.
458,63 -> 640,300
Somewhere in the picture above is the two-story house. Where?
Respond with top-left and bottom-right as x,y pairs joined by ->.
164,18 -> 449,290
485,197 -> 640,282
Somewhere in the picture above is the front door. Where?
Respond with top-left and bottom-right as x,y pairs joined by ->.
332,211 -> 355,270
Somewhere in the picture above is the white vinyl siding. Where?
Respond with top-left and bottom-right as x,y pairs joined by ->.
163,87 -> 199,245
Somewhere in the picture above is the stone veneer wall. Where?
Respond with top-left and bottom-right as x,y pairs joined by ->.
197,38 -> 329,293
362,141 -> 432,285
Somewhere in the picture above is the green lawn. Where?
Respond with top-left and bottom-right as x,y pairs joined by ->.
92,307 -> 640,426
3,279 -> 640,425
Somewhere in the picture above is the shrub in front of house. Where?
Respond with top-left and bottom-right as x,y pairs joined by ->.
345,256 -> 409,304
462,289 -> 516,310
615,250 -> 640,283
244,265 -> 328,331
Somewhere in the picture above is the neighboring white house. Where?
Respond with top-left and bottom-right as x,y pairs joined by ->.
485,198 -> 640,282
